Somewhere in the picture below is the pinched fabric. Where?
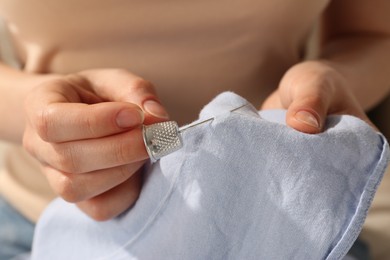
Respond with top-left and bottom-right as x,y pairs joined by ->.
31,92 -> 389,260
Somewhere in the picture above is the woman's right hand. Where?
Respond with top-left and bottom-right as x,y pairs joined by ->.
23,69 -> 169,221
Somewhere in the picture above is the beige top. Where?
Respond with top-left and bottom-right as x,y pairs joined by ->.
0,0 -> 330,222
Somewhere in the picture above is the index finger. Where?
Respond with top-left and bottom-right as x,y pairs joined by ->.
26,80 -> 144,143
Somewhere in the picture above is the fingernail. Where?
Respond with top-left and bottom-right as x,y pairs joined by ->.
295,110 -> 320,129
143,100 -> 169,119
116,108 -> 144,128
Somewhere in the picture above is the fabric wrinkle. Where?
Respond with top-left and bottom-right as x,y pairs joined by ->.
31,92 -> 389,260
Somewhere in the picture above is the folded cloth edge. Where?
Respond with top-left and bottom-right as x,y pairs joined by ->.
327,134 -> 390,260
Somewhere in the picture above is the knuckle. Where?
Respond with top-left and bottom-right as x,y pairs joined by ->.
118,165 -> 132,180
55,174 -> 82,202
52,144 -> 81,174
64,74 -> 88,86
115,140 -> 132,165
301,94 -> 324,107
307,67 -> 339,94
22,130 -> 35,157
131,78 -> 155,93
34,109 -> 50,141
118,162 -> 142,180
34,106 -> 57,142
84,114 -> 99,137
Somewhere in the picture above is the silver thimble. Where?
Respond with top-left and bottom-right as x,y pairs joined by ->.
142,121 -> 183,162
141,103 -> 250,162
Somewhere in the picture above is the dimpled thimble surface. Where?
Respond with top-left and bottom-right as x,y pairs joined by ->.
142,121 -> 183,162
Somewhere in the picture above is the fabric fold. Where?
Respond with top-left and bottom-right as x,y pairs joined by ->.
31,92 -> 389,260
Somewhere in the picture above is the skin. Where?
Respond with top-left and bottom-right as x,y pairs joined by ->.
1,0 -> 390,221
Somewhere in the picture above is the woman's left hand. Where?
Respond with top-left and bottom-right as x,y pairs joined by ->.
261,61 -> 375,134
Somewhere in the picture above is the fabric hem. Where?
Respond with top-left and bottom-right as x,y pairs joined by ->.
326,134 -> 390,260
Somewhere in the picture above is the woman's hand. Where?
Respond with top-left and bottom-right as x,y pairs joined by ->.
23,69 -> 169,221
262,61 -> 374,134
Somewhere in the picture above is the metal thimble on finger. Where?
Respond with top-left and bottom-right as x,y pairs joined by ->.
142,121 -> 183,162
142,103 -> 249,162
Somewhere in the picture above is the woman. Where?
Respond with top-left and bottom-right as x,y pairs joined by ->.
0,0 -> 389,258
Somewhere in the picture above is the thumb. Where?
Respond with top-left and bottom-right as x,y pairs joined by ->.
79,69 -> 169,125
279,68 -> 334,134
279,62 -> 378,134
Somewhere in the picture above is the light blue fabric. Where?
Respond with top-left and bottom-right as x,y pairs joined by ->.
31,92 -> 389,260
